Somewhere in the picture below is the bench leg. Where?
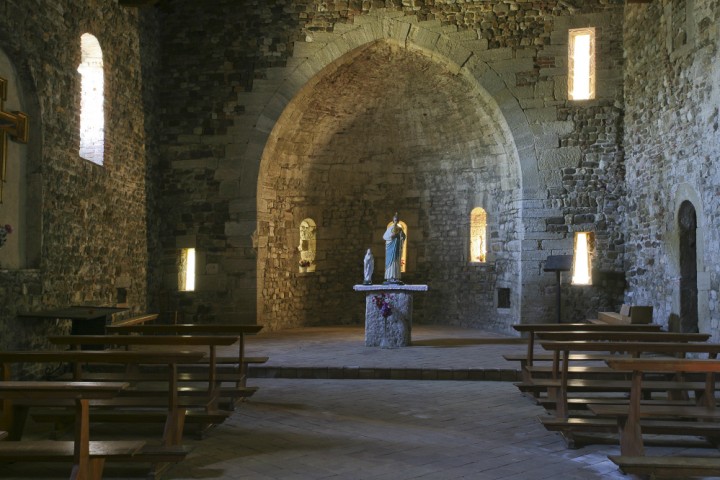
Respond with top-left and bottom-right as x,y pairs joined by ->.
618,416 -> 644,456
71,399 -> 95,480
7,405 -> 29,441
87,458 -> 106,480
162,409 -> 186,446
619,370 -> 645,457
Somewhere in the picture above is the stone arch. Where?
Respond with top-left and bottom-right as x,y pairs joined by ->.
0,47 -> 42,270
252,12 -> 541,332
669,184 -> 709,334
678,200 -> 698,333
254,13 -> 538,195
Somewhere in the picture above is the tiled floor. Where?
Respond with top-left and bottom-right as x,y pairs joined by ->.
2,326 -> 715,479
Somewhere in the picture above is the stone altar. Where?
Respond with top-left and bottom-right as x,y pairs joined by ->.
353,284 -> 428,347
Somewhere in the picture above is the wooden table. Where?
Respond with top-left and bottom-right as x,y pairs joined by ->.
0,381 -> 139,480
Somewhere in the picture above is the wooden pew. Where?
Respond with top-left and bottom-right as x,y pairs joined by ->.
535,340 -> 720,448
592,358 -> 720,454
0,350 -> 205,445
47,335 -> 245,437
105,323 -> 266,394
524,332 -> 710,395
526,331 -> 709,382
594,358 -> 720,478
0,380 -> 142,480
48,333 -> 251,409
508,323 -> 663,382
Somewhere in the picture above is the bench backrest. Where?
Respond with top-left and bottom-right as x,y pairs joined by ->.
105,324 -> 263,335
539,340 -> 720,355
48,334 -> 239,347
536,331 -> 709,342
0,350 -> 206,364
512,323 -> 662,333
606,358 -> 720,373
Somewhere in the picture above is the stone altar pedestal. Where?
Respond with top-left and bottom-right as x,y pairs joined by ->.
353,284 -> 428,347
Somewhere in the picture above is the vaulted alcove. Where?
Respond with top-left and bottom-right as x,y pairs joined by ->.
257,40 -> 522,331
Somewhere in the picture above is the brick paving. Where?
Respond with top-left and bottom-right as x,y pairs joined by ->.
2,326 -> 712,479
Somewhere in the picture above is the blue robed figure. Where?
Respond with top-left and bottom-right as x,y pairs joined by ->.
383,212 -> 406,284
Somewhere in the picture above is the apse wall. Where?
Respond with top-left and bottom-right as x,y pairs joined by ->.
257,41 -> 522,331
623,1 -> 720,336
154,1 -> 628,332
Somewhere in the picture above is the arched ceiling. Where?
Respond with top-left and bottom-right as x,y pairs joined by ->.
262,40 -> 518,202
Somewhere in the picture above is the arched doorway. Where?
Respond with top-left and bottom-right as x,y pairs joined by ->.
678,200 -> 698,333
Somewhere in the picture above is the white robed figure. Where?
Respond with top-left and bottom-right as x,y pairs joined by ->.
383,212 -> 406,284
363,249 -> 374,285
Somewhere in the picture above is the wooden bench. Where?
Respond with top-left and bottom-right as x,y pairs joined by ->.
515,331 -> 707,404
48,334 -> 246,425
0,350 -> 205,446
534,340 -> 720,448
105,324 -> 266,394
0,380 -> 144,480
592,358 -> 720,455
597,358 -> 720,478
509,323 -> 663,383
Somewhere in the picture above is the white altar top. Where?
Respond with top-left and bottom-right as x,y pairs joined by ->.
353,284 -> 428,292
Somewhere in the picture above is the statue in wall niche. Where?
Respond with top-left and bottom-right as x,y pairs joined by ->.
363,249 -> 374,285
383,212 -> 406,285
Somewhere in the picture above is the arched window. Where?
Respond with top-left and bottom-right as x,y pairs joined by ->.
298,218 -> 316,272
385,220 -> 408,272
470,207 -> 487,263
78,33 -> 104,165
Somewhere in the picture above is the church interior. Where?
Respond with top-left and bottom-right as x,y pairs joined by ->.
1,0 -> 720,478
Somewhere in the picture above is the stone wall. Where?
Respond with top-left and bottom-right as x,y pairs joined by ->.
0,0 -> 152,350
623,1 -> 720,336
154,0 -> 628,333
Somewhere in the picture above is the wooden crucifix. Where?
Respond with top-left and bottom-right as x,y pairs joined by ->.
0,76 -> 29,203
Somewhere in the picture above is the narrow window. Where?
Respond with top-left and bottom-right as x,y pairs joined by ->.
78,33 -> 104,164
568,28 -> 595,101
298,218 -> 316,272
470,207 -> 487,263
179,248 -> 196,291
571,232 -> 592,285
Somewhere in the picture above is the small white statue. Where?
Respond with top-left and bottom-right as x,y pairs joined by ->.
363,248 -> 374,285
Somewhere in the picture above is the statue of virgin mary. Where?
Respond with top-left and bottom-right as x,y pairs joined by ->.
383,212 -> 406,284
